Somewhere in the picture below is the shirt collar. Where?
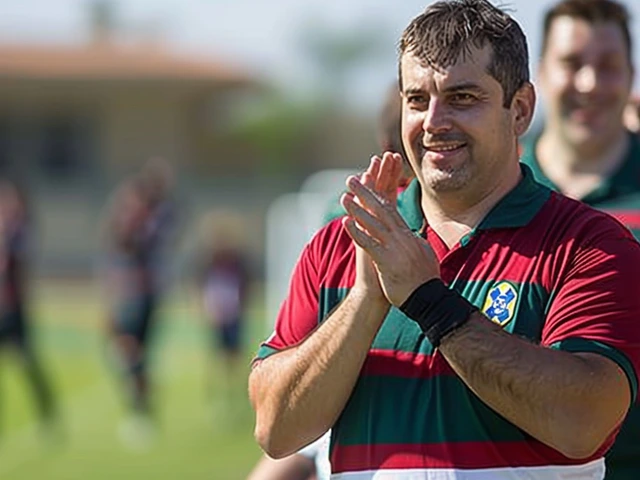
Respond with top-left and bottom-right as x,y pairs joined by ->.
520,131 -> 640,203
399,164 -> 551,233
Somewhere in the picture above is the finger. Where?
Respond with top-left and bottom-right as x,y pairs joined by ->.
376,152 -> 402,198
366,155 -> 381,180
342,217 -> 384,259
348,172 -> 403,218
345,176 -> 387,217
374,152 -> 391,195
350,173 -> 411,235
356,172 -> 374,208
352,157 -> 379,194
380,153 -> 413,230
391,152 -> 404,184
356,156 -> 380,186
341,192 -> 390,240
361,171 -> 374,190
389,152 -> 405,196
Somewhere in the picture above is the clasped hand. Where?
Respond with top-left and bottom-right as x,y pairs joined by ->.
340,152 -> 439,307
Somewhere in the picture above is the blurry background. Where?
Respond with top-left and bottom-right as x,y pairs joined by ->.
0,1 -> 637,479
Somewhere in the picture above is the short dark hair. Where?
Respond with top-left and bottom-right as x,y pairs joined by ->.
541,0 -> 632,64
398,0 -> 530,108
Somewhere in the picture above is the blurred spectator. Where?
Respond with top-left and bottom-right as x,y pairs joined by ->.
0,180 -> 57,434
196,211 -> 251,416
520,1 -> 640,477
100,159 -> 178,447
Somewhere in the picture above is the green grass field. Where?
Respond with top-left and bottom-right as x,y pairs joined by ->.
0,280 -> 265,480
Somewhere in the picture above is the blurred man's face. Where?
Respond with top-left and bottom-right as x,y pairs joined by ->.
538,17 -> 633,151
400,46 -> 530,196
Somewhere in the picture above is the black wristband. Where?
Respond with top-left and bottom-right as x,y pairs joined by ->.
399,279 -> 477,347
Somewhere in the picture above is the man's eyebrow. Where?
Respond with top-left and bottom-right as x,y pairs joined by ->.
444,83 -> 484,94
403,83 -> 485,96
403,87 -> 426,96
557,53 -> 582,62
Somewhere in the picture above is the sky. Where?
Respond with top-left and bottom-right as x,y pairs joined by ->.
0,0 -> 639,112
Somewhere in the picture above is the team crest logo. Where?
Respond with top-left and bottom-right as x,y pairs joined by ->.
482,281 -> 518,326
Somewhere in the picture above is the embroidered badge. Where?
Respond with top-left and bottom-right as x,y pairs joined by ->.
482,281 -> 518,326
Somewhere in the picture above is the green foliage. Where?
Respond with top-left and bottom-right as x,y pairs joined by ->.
222,93 -> 326,175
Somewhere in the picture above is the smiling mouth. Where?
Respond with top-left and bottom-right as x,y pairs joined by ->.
567,98 -> 608,115
567,107 -> 604,124
424,143 -> 467,152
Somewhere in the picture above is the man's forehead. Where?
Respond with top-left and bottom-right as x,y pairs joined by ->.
546,16 -> 628,56
400,47 -> 494,89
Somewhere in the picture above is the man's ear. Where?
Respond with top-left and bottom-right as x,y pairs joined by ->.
511,82 -> 536,137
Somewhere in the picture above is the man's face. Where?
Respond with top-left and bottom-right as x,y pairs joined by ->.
400,46 -> 526,195
538,17 -> 633,149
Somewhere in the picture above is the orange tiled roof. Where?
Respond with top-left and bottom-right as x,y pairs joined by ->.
0,43 -> 251,84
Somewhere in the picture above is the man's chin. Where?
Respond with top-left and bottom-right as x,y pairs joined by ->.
423,171 -> 471,193
564,124 -> 608,147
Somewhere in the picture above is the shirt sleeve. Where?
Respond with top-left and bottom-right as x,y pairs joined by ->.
541,223 -> 640,403
253,230 -> 323,363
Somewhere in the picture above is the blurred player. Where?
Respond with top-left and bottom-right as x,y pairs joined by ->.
197,211 -> 251,416
139,158 -> 179,293
101,161 -> 177,446
0,180 -> 57,434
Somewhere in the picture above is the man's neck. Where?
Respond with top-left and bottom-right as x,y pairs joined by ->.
420,163 -> 522,249
536,128 -> 629,200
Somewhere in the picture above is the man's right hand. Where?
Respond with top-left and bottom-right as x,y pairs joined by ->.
343,153 -> 403,306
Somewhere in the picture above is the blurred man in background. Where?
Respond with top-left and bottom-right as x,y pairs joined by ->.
101,159 -> 178,447
520,0 -> 640,477
0,180 -> 57,435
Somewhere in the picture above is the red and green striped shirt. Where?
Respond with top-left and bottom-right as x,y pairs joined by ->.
521,133 -> 640,480
256,166 -> 640,479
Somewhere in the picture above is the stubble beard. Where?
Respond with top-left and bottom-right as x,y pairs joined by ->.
422,163 -> 474,193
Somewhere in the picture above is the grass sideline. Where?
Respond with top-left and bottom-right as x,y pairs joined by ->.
0,279 -> 265,480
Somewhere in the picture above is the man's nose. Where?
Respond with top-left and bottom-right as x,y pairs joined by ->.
422,99 -> 453,134
574,65 -> 597,93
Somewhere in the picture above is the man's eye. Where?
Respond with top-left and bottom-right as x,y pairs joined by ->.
599,60 -> 623,73
561,59 -> 581,71
451,94 -> 476,104
406,96 -> 428,110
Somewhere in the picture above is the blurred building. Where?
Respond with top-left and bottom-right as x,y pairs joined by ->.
0,42 -> 255,182
0,28 -> 259,275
